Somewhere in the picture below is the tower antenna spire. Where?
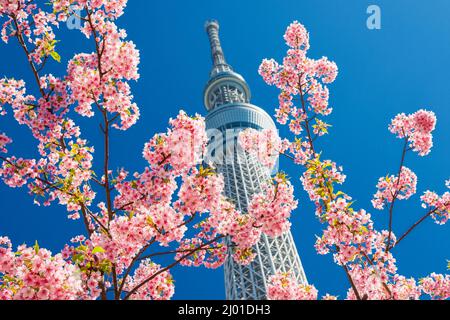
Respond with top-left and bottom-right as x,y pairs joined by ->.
205,20 -> 232,73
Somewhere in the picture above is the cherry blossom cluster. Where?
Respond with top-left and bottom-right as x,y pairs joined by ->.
91,208 -> 179,272
225,214 -> 262,250
123,259 -> 175,300
420,182 -> 450,225
372,167 -> 418,210
1,1 -> 60,64
300,156 -> 346,208
0,133 -> 11,153
0,237 -> 84,300
231,248 -> 256,266
346,263 -> 421,300
267,272 -> 318,300
239,128 -> 290,168
248,174 -> 298,237
314,198 -> 373,261
143,111 -> 207,174
113,168 -> 177,217
389,109 -> 437,156
175,166 -> 224,215
0,76 -> 78,149
0,22 -> 95,216
283,21 -> 310,51
258,21 -> 338,142
0,78 -> 31,116
60,0 -> 141,130
419,273 -> 450,300
0,138 -> 95,216
207,198 -> 261,254
176,238 -> 227,269
229,174 -> 297,246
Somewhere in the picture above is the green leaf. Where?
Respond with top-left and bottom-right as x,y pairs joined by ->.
33,240 -> 40,254
359,226 -> 369,234
50,51 -> 61,63
335,191 -> 345,197
92,246 -> 106,254
72,253 -> 84,264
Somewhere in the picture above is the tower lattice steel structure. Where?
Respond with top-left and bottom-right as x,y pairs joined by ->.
203,20 -> 307,300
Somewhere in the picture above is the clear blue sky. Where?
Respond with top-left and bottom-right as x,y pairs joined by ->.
0,0 -> 449,299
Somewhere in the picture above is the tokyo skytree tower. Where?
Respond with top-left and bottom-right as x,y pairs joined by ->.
203,20 -> 308,300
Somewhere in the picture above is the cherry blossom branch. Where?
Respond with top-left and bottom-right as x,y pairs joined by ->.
298,75 -> 315,154
83,205 -> 111,238
85,8 -> 114,221
138,244 -> 231,261
279,111 -> 363,299
117,238 -> 157,296
80,205 -> 93,236
123,235 -> 225,300
36,56 -> 49,73
322,178 -> 363,300
280,152 -> 296,162
0,156 -> 101,242
343,265 -> 362,300
113,194 -> 147,213
361,251 -> 393,299
280,107 -> 363,298
391,207 -> 441,250
386,136 -> 409,252
10,13 -> 46,97
84,6 -> 121,297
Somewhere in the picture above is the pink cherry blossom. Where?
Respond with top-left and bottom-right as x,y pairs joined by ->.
0,133 -> 12,153
258,21 -> 337,134
372,167 -> 418,210
124,259 -> 174,300
420,187 -> 450,225
267,272 -> 318,300
284,21 -> 310,51
143,111 -> 207,173
389,110 -> 437,156
239,128 -> 286,169
176,238 -> 227,269
419,273 -> 450,300
0,237 -> 84,300
231,248 -> 256,266
248,174 -> 298,238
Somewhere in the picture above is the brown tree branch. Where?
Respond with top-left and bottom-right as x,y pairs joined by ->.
123,236 -> 225,300
390,207 -> 441,250
386,136 -> 409,252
